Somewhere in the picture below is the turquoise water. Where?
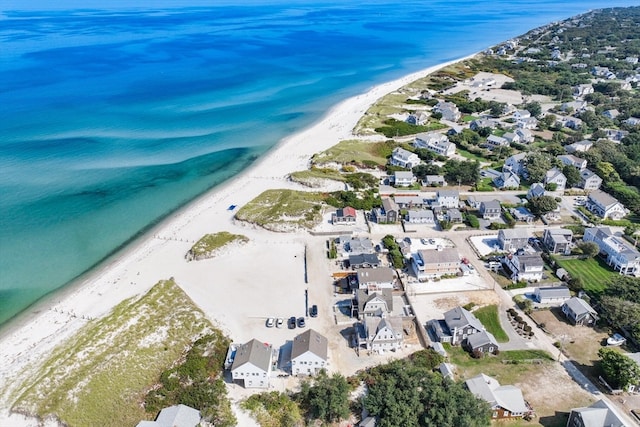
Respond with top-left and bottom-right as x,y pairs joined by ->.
0,0 -> 637,327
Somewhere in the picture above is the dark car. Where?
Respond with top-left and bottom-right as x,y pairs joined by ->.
297,317 -> 306,328
309,305 -> 318,318
288,316 -> 297,329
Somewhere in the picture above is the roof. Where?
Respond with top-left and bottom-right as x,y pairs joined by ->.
407,209 -> 434,220
349,253 -> 380,266
394,171 -> 414,179
437,189 -> 459,198
517,254 -> 544,269
481,200 -> 501,211
357,267 -> 396,284
337,206 -> 356,218
365,316 -> 402,337
230,339 -> 272,372
499,228 -> 530,240
291,329 -> 328,361
535,286 -> 571,300
545,167 -> 566,182
466,374 -> 529,414
588,190 -> 620,209
439,362 -> 456,379
418,247 -> 460,265
155,404 -> 201,427
444,306 -> 484,332
357,288 -> 393,313
545,228 -> 573,239
465,330 -> 498,349
570,399 -> 626,427
563,297 -> 597,317
580,169 -> 600,180
381,198 -> 398,212
430,342 -> 447,357
448,208 -> 463,221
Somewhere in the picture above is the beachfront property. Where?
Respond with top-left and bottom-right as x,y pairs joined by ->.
413,132 -> 456,157
562,297 -> 598,326
393,195 -> 427,209
406,111 -> 429,126
356,267 -> 397,291
355,288 -> 393,319
558,154 -> 587,170
480,200 -> 502,220
136,404 -> 201,427
433,101 -> 461,122
357,316 -> 404,353
332,206 -> 357,225
493,170 -> 520,189
583,227 -> 640,276
389,147 -> 421,170
585,190 -> 627,220
429,306 -> 484,345
230,339 -> 274,388
542,228 -> 573,255
463,330 -> 499,356
465,374 -> 532,420
409,248 -> 460,281
497,228 -> 530,252
579,169 -> 603,191
567,399 -> 627,427
436,190 -> 459,209
544,167 -> 566,191
533,286 -> 571,305
406,209 -> 435,224
393,170 -> 416,187
372,198 -> 399,224
502,252 -> 544,283
290,329 -> 328,376
337,236 -> 375,257
348,253 -> 381,269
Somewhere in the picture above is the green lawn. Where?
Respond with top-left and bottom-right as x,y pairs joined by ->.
457,147 -> 487,162
473,305 -> 509,342
554,256 -> 617,294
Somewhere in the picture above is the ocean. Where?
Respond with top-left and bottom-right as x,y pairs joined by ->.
0,0 -> 637,327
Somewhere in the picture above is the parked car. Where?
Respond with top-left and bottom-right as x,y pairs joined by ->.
310,305 -> 318,318
266,317 -> 275,328
297,317 -> 306,328
276,318 -> 284,328
607,333 -> 626,346
288,316 -> 297,329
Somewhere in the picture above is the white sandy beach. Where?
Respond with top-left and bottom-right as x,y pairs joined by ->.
0,54 -> 477,424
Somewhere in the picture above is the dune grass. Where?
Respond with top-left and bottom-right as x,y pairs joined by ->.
188,231 -> 248,258
11,279 -> 216,427
474,305 -> 509,343
311,139 -> 391,166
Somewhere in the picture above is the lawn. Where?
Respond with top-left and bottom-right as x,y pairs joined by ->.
235,189 -> 326,231
473,305 -> 509,342
457,147 -> 487,162
554,256 -> 617,294
11,279 -> 219,427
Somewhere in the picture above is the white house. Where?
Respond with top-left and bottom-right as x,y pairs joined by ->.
493,170 -> 520,189
356,267 -> 397,291
394,171 -> 416,187
542,228 -> 573,255
436,190 -> 459,209
359,316 -> 404,352
558,154 -> 587,170
414,132 -> 456,157
565,140 -> 593,153
291,329 -> 328,376
513,110 -> 531,120
517,117 -> 538,129
585,190 -> 627,220
584,227 -> 640,276
533,286 -> 571,305
567,400 -> 627,427
516,128 -> 534,143
544,168 -> 566,191
410,248 -> 460,280
486,135 -> 509,148
433,101 -> 461,122
504,153 -> 527,176
406,209 -> 435,224
390,147 -> 420,169
466,374 -> 532,420
230,339 -> 274,388
498,228 -> 530,252
406,112 -> 429,126
579,169 -> 602,191
502,253 -> 544,282
480,200 -> 502,220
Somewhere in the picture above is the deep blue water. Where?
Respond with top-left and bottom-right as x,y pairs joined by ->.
1,0 -> 638,327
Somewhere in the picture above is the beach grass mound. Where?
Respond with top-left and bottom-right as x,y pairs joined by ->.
11,279 -> 226,427
311,139 -> 392,167
289,167 -> 346,187
186,231 -> 249,261
473,304 -> 509,343
235,189 -> 326,232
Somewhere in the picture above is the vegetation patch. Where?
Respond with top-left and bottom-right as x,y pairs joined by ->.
374,118 -> 446,138
11,279 -> 218,427
289,167 -> 346,187
235,189 -> 326,232
311,139 -> 391,167
473,305 -> 509,343
186,231 -> 249,261
554,257 -> 616,294
242,391 -> 303,427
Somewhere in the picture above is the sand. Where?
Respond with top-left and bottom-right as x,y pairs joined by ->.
0,53 -> 478,424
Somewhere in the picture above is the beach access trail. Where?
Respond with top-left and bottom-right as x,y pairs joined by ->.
0,54 -> 478,423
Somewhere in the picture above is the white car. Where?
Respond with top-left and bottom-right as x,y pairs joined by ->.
266,317 -> 275,328
276,318 -> 284,328
607,333 -> 626,346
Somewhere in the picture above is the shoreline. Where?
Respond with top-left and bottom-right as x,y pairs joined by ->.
0,51 -> 478,417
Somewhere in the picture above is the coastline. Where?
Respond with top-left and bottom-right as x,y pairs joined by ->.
0,52 -> 478,418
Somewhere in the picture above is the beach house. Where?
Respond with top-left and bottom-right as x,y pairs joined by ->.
542,229 -> 573,255
502,253 -> 544,282
562,297 -> 598,326
356,267 -> 397,291
332,206 -> 357,225
558,154 -> 587,170
533,286 -> 571,305
567,400 -> 626,427
394,170 -> 416,187
498,228 -> 530,252
585,190 -> 627,220
409,248 -> 460,280
480,200 -> 502,220
493,170 -> 520,189
355,288 -> 393,319
544,168 -> 566,191
436,190 -> 459,209
136,404 -> 201,427
583,227 -> 640,276
230,339 -> 274,388
413,132 -> 456,157
579,169 -> 602,191
358,316 -> 404,352
291,329 -> 328,376
429,306 -> 485,345
465,374 -> 532,420
389,147 -> 420,169
433,101 -> 461,122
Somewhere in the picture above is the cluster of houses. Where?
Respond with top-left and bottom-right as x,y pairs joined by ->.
428,306 -> 500,357
225,329 -> 329,389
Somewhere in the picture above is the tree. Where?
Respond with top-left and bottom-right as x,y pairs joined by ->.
563,164 -> 582,188
527,195 -> 558,215
576,241 -> 600,258
598,348 -> 640,390
412,163 -> 441,179
297,371 -> 350,424
523,101 -> 542,117
442,159 -> 480,186
524,152 -> 553,183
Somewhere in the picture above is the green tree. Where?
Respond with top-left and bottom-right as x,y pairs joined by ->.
598,348 -> 640,390
563,164 -> 582,188
523,101 -> 542,117
297,371 -> 351,424
576,241 -> 600,258
524,152 -> 553,183
527,195 -> 558,215
442,159 -> 480,186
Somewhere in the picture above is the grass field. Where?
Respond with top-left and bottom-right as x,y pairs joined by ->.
289,168 -> 346,187
473,305 -> 509,343
311,139 -> 389,166
235,189 -> 326,231
554,256 -> 616,294
11,279 -> 217,427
